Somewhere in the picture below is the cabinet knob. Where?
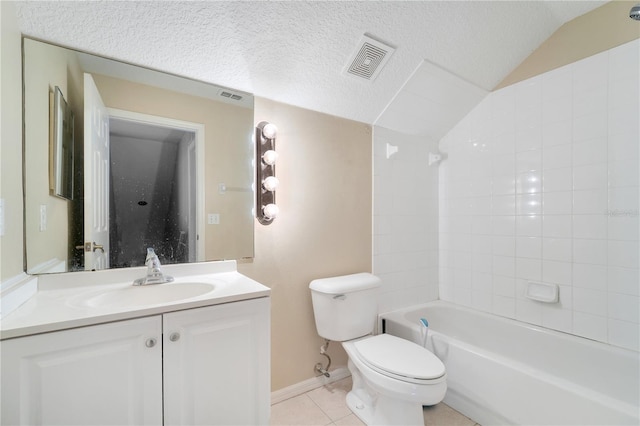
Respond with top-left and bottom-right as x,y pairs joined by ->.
169,332 -> 181,342
145,338 -> 157,348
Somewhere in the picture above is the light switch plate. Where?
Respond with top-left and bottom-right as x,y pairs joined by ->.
39,204 -> 47,231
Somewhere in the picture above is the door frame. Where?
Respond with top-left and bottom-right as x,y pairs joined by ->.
107,108 -> 206,261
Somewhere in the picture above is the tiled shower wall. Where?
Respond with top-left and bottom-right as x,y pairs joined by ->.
439,39 -> 639,351
373,127 -> 440,313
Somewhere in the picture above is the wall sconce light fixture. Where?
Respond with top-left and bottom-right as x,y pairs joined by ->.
256,121 -> 279,225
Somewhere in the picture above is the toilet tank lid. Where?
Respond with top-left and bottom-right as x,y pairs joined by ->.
309,273 -> 381,294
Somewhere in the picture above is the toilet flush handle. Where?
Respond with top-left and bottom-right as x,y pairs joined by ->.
333,294 -> 346,300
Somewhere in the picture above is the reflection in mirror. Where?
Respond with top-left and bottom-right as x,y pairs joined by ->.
23,38 -> 255,274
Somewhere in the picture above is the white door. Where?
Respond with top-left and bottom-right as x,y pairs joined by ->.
1,316 -> 163,425
83,73 -> 110,270
163,298 -> 271,425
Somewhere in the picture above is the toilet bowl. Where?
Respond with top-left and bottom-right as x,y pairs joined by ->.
309,273 -> 447,425
342,334 -> 446,425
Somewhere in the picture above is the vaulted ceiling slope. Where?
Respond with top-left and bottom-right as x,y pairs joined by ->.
16,1 -> 605,126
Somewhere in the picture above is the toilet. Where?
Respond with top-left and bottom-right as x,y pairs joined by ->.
309,273 -> 446,426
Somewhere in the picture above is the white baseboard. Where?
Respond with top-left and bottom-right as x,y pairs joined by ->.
271,366 -> 351,405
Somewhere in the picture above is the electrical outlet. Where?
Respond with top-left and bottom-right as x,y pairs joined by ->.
207,213 -> 220,225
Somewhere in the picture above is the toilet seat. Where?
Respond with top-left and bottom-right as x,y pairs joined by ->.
352,334 -> 445,384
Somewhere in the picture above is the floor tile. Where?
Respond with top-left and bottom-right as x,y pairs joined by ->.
423,403 -> 477,426
306,377 -> 353,421
333,413 -> 366,426
271,377 -> 479,426
270,394 -> 332,426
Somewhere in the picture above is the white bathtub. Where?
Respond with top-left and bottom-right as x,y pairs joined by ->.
380,301 -> 639,426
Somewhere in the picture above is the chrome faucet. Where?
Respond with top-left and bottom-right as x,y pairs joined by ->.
133,248 -> 174,286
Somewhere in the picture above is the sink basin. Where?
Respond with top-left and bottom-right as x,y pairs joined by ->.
71,282 -> 216,309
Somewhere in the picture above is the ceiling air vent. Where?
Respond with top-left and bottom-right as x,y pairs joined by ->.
344,35 -> 395,82
218,90 -> 243,101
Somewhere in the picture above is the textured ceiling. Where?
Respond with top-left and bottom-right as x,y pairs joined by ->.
15,1 -> 605,126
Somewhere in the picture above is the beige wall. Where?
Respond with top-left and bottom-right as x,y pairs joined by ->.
0,1 -> 25,280
239,98 -> 372,391
496,0 -> 640,89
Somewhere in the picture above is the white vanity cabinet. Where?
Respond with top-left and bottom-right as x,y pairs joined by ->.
163,297 -> 270,425
1,297 -> 270,426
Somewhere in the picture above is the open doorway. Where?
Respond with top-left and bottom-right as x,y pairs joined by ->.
108,112 -> 203,267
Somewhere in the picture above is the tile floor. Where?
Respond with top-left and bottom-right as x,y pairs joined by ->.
270,377 -> 480,426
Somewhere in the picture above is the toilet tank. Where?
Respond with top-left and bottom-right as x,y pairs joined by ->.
309,273 -> 381,342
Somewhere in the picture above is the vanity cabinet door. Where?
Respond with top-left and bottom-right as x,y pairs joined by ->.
1,316 -> 163,426
163,297 -> 270,425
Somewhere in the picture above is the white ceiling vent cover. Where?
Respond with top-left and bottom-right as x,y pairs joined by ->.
345,35 -> 395,82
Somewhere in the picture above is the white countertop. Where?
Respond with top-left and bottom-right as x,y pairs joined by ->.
0,261 -> 270,340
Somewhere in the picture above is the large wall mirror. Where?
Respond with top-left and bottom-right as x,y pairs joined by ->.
23,38 -> 255,274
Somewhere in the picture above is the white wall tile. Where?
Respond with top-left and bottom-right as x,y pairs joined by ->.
543,95 -> 572,124
542,63 -> 572,101
516,171 -> 542,194
493,255 -> 515,277
492,215 -> 516,236
573,239 -> 607,265
543,120 -> 572,147
516,194 -> 542,215
435,41 -> 639,350
543,215 -> 572,238
542,144 -> 572,170
516,215 -> 542,237
607,240 -> 639,269
542,260 -> 572,285
573,50 -> 608,93
543,167 -> 572,192
516,297 -> 543,325
516,236 -> 542,259
471,290 -> 493,312
573,287 -> 607,316
608,160 -> 639,188
607,266 -> 639,296
573,163 -> 607,190
542,238 -> 572,262
573,214 -> 607,240
608,319 -> 639,351
516,149 -> 542,173
573,263 -> 607,291
608,293 -> 639,323
493,295 -> 516,318
609,187 -> 639,212
542,304 -> 572,333
543,191 -> 573,215
573,189 -> 608,215
608,319 -> 640,351
492,194 -> 516,216
515,257 -> 542,281
573,137 -> 607,166
608,216 -> 639,241
573,311 -> 608,341
573,114 -> 607,142
573,87 -> 607,118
